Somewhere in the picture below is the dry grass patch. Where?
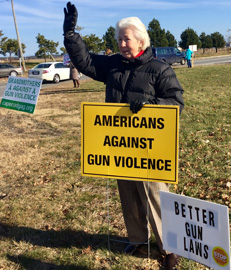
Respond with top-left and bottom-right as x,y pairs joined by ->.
0,66 -> 230,269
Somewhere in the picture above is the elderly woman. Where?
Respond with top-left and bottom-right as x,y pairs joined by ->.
63,2 -> 184,269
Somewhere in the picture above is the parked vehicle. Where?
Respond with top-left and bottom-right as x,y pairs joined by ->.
28,62 -> 70,83
0,63 -> 23,77
152,47 -> 186,65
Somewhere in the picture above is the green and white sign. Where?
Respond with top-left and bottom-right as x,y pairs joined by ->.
0,76 -> 42,113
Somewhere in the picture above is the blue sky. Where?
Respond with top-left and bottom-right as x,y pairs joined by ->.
0,0 -> 230,56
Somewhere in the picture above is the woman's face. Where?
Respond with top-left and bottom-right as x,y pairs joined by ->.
118,28 -> 143,59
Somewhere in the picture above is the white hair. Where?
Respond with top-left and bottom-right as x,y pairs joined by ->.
115,17 -> 150,50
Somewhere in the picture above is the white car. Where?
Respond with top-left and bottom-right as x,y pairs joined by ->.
28,62 -> 70,83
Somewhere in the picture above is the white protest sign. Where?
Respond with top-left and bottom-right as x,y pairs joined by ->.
189,44 -> 197,52
0,76 -> 42,114
160,191 -> 230,270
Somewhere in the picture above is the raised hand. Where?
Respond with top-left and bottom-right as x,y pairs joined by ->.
63,2 -> 78,37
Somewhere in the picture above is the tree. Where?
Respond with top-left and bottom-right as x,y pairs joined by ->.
159,29 -> 169,47
148,19 -> 168,47
179,28 -> 200,49
103,26 -> 118,53
82,34 -> 104,53
60,47 -> 67,55
1,38 -> 26,61
35,33 -> 59,61
76,25 -> 85,34
211,32 -> 226,53
166,30 -> 177,47
199,32 -> 213,53
0,30 -> 7,55
226,29 -> 231,44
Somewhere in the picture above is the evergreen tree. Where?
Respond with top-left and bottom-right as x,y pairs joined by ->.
166,30 -> 177,47
226,29 -> 231,44
148,19 -> 165,47
103,26 -> 118,53
60,47 -> 67,55
200,32 -> 213,53
1,38 -> 26,61
0,30 -> 7,55
179,28 -> 200,49
159,29 -> 169,47
76,25 -> 85,34
148,19 -> 176,47
35,33 -> 59,61
211,32 -> 226,52
82,34 -> 104,53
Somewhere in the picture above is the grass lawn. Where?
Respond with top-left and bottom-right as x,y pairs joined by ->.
0,64 -> 230,269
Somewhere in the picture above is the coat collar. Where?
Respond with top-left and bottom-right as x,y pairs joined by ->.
120,47 -> 153,65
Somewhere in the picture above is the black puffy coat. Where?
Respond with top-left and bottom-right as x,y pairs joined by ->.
64,34 -> 184,112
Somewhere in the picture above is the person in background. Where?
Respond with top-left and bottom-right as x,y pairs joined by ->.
70,61 -> 80,88
185,47 -> 193,68
63,2 -> 184,269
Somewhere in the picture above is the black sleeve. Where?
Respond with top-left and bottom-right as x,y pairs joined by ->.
64,33 -> 109,83
154,64 -> 184,113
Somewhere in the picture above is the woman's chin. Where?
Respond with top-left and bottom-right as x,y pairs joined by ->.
122,53 -> 132,59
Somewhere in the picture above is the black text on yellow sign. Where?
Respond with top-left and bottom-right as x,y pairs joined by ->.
81,102 -> 179,183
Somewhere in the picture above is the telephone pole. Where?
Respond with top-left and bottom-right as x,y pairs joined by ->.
11,0 -> 26,72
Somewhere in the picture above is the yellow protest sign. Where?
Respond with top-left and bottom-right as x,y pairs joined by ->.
81,102 -> 179,183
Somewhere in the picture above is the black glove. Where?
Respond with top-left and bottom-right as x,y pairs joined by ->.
130,98 -> 150,113
63,2 -> 78,37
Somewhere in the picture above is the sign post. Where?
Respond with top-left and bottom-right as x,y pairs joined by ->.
160,191 -> 230,270
81,102 -> 179,183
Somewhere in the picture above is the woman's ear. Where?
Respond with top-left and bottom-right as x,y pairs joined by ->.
139,40 -> 144,51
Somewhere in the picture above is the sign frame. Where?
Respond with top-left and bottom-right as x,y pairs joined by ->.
81,102 -> 179,183
160,191 -> 230,270
0,76 -> 42,114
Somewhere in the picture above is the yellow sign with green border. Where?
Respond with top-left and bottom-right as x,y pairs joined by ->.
81,102 -> 179,183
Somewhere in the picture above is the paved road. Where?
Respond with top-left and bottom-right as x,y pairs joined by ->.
193,55 -> 231,66
1,56 -> 231,98
0,74 -> 89,98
